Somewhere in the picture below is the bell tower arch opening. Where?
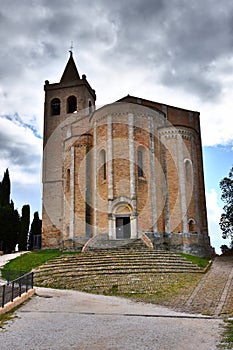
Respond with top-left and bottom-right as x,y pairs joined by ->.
67,95 -> 77,113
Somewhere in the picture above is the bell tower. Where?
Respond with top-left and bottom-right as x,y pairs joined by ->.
43,51 -> 96,145
42,52 -> 96,248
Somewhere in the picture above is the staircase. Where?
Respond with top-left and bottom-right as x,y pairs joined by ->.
34,249 -> 203,291
82,236 -> 151,252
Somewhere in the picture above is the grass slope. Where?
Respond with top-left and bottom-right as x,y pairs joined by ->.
0,250 -> 74,280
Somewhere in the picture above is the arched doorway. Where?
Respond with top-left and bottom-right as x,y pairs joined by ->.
108,197 -> 138,240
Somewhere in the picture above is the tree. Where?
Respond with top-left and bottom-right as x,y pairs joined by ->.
28,212 -> 42,250
0,170 -> 20,253
0,205 -> 20,253
220,245 -> 230,254
0,168 -> 10,207
19,204 -> 30,251
219,166 -> 233,245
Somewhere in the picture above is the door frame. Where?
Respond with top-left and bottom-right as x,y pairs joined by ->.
115,215 -> 131,239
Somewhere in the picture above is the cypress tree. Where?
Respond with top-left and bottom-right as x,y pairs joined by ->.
0,168 -> 10,207
19,204 -> 30,251
28,211 -> 42,250
0,206 -> 20,253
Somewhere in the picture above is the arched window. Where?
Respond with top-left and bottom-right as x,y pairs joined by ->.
137,147 -> 145,177
66,169 -> 70,193
89,101 -> 92,114
100,149 -> 106,180
184,159 -> 192,182
188,218 -> 196,232
51,98 -> 61,115
67,95 -> 77,113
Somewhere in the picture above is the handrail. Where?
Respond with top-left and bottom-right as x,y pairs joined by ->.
0,272 -> 34,308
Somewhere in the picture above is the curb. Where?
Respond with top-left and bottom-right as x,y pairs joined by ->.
0,289 -> 35,315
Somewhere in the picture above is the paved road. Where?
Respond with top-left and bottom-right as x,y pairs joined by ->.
0,287 -> 223,350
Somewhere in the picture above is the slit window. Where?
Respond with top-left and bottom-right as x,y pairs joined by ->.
89,101 -> 92,114
66,169 -> 70,193
185,159 -> 192,182
100,149 -> 106,180
138,149 -> 143,177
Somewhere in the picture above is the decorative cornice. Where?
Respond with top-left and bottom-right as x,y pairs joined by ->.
159,128 -> 193,140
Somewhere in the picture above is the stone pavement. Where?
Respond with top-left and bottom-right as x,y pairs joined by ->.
0,287 -> 223,350
186,255 -> 233,317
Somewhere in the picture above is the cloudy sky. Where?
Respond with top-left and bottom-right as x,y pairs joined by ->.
0,0 -> 233,253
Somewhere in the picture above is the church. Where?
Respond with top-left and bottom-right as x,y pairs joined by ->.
42,52 -> 214,257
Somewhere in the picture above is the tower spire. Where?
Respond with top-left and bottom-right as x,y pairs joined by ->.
60,48 -> 80,82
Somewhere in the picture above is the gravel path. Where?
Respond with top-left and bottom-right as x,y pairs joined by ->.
0,287 -> 223,350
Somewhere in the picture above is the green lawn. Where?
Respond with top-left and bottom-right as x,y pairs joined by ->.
1,250 -> 64,279
220,320 -> 233,349
179,253 -> 211,268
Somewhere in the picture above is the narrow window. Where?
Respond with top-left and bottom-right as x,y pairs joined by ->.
188,219 -> 196,232
89,101 -> 92,114
100,149 -> 106,180
51,98 -> 61,115
138,149 -> 143,177
67,95 -> 77,113
185,159 -> 192,182
66,169 -> 70,193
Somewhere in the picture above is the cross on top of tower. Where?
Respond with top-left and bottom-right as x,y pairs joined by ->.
69,41 -> 74,55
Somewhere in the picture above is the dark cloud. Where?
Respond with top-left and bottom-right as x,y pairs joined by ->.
98,0 -> 233,101
0,0 -> 232,103
0,115 -> 41,171
0,0 -> 232,117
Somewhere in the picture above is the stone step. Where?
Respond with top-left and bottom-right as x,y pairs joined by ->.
35,262 -> 201,276
83,236 -> 151,252
43,250 -> 190,261
34,266 -> 201,283
37,258 -> 197,273
36,263 -> 198,275
34,249 -> 203,288
35,255 -> 201,280
37,256 -> 198,269
41,254 -> 193,264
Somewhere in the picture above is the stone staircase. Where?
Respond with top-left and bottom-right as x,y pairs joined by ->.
81,235 -> 152,252
34,249 -> 203,290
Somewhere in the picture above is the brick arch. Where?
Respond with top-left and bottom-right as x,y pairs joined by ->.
111,196 -> 135,214
188,218 -> 196,232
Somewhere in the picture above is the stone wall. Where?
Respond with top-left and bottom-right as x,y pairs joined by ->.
145,232 -> 215,257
